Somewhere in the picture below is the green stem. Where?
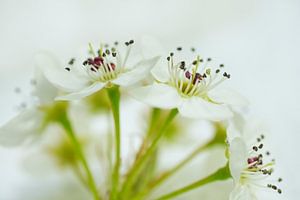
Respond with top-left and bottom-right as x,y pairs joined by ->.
120,109 -> 178,199
107,86 -> 121,200
133,123 -> 227,200
154,165 -> 231,200
59,113 -> 101,200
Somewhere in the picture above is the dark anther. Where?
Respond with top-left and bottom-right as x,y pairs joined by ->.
253,146 -> 258,151
129,39 -> 134,44
105,49 -> 110,55
192,60 -> 198,65
199,59 -> 203,62
180,61 -> 186,69
112,52 -> 117,57
177,47 -> 182,51
266,151 -> 270,156
191,47 -> 195,52
65,67 -> 71,71
259,144 -> 264,149
102,53 -> 106,57
257,138 -> 261,142
167,57 -> 170,61
216,69 -> 220,73
272,185 -> 277,190
83,60 -> 88,66
111,47 -> 116,52
207,58 -> 212,61
278,178 -> 282,182
170,52 -> 174,56
125,42 -> 130,46
114,41 -> 119,46
203,73 -> 207,78
278,189 -> 282,194
68,58 -> 75,65
220,64 -> 224,67
261,134 -> 265,139
223,72 -> 231,79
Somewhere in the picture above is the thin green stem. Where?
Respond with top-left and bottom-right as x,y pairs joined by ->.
154,165 -> 231,200
59,113 -> 101,200
120,109 -> 178,199
132,122 -> 227,200
107,86 -> 121,200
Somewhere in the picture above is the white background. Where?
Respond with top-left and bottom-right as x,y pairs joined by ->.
0,0 -> 299,199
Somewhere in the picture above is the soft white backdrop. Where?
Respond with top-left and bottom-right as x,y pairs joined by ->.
0,0 -> 299,199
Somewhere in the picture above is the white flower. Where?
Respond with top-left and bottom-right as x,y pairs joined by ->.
0,69 -> 59,146
228,116 -> 282,200
129,45 -> 248,121
36,40 -> 160,101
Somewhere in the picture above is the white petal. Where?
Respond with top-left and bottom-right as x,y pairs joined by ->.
178,97 -> 233,121
55,82 -> 105,101
208,88 -> 249,107
229,137 -> 248,182
140,36 -> 170,82
150,59 -> 170,83
128,83 -> 182,109
227,112 -> 246,140
0,108 -> 44,146
35,51 -> 89,92
230,184 -> 255,200
112,56 -> 160,87
33,67 -> 58,104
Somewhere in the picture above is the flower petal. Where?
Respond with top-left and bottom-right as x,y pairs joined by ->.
140,36 -> 169,83
0,108 -> 44,146
32,67 -> 58,105
35,51 -> 89,92
128,83 -> 182,109
229,137 -> 248,182
178,97 -> 233,121
208,88 -> 249,107
55,82 -> 105,101
112,56 -> 160,87
230,184 -> 255,200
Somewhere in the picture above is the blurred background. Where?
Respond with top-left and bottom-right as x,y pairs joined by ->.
0,0 -> 299,199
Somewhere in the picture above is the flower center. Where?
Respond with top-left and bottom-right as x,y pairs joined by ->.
241,135 -> 282,194
65,40 -> 134,83
166,49 -> 230,98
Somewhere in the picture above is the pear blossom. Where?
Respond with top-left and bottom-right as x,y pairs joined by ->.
0,69 -> 59,146
227,116 -> 282,200
129,47 -> 248,121
36,40 -> 160,101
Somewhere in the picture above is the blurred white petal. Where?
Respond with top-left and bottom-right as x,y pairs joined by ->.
55,82 -> 105,101
35,51 -> 89,92
128,83 -> 182,109
179,97 -> 233,121
208,88 -> 249,107
0,108 -> 44,146
112,56 -> 160,87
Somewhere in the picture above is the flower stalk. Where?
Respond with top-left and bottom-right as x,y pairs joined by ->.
107,86 -> 121,200
58,111 -> 101,200
120,109 -> 178,198
154,165 -> 231,200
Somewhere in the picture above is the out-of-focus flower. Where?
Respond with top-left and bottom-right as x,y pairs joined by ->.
227,115 -> 282,200
36,40 -> 160,101
0,69 -> 63,146
129,40 -> 248,121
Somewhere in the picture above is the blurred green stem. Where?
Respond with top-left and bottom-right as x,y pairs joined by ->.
120,109 -> 178,199
59,113 -> 101,200
107,86 -> 121,200
154,165 -> 231,200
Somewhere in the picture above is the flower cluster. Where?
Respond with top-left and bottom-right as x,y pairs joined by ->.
0,38 -> 282,200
